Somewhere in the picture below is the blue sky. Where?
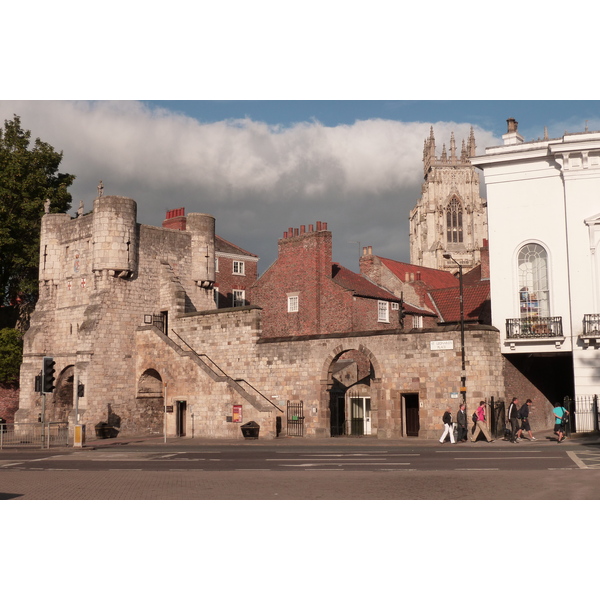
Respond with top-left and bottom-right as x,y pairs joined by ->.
145,100 -> 600,140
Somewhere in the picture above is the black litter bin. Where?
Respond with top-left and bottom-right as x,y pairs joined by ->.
241,421 -> 260,439
95,422 -> 109,439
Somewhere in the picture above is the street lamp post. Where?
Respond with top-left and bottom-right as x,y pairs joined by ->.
443,253 -> 466,405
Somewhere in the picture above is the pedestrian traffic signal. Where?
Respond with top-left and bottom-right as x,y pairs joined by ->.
42,357 -> 56,393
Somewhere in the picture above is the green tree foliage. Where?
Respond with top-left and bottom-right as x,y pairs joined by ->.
0,115 -> 75,313
0,327 -> 23,384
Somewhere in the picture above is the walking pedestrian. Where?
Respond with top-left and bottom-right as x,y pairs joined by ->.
456,403 -> 468,442
518,399 -> 536,440
439,406 -> 456,444
553,403 -> 569,443
507,397 -> 521,443
471,400 -> 495,443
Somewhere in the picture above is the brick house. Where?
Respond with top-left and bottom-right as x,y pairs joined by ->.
214,236 -> 259,309
250,222 -> 404,338
163,208 -> 258,308
359,244 -> 491,327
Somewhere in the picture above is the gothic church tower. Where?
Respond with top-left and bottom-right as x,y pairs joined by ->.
409,127 -> 487,272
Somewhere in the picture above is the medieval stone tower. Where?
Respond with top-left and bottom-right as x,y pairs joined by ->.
18,194 -> 217,431
409,127 -> 488,273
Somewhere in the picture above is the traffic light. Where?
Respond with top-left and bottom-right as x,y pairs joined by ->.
42,356 -> 56,393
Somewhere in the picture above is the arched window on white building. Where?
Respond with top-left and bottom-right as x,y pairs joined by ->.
518,243 -> 549,318
446,197 -> 463,244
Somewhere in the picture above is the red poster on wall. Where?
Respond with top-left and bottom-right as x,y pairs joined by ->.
232,405 -> 242,423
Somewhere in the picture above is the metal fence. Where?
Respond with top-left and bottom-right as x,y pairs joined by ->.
0,422 -> 69,449
565,395 -> 599,434
287,401 -> 304,437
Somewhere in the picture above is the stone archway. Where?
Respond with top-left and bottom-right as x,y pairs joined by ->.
50,365 -> 74,422
320,345 -> 381,437
135,368 -> 164,435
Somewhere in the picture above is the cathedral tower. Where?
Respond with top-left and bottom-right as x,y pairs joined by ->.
409,127 -> 487,273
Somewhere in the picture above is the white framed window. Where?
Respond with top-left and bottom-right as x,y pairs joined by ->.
233,289 -> 245,307
412,315 -> 423,328
518,243 -> 549,318
213,286 -> 219,305
378,301 -> 389,323
288,295 -> 299,312
391,302 -> 399,311
215,257 -> 219,273
233,260 -> 245,275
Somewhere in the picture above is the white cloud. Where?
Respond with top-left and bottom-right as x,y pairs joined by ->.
0,100 -> 499,272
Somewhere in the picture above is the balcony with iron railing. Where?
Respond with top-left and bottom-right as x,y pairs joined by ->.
581,314 -> 600,345
506,316 -> 564,340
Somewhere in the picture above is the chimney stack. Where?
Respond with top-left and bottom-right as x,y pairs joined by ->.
502,118 -> 524,146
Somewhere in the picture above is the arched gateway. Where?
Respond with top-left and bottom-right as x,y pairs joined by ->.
50,365 -> 74,422
321,345 -> 382,437
135,368 -> 165,434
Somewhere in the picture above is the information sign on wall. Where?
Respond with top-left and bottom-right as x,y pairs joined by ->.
430,340 -> 454,350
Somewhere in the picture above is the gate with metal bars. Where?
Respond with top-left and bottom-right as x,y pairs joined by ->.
152,313 -> 167,334
0,422 -> 69,449
490,397 -> 505,439
565,395 -> 599,433
287,401 -> 304,437
348,388 -> 371,436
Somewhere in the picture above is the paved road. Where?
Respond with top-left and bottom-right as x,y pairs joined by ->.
2,433 -> 600,499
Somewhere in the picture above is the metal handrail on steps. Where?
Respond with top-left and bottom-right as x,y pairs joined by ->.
170,329 -> 282,413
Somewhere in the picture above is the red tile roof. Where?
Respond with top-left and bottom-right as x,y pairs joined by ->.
428,280 -> 491,323
331,263 -> 401,302
463,264 -> 483,285
378,257 -> 459,289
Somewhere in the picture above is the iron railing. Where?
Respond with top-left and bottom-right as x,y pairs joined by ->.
582,314 -> 600,337
506,316 -> 563,339
564,395 -> 599,434
0,422 -> 69,449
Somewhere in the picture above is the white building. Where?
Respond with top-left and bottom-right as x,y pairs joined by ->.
471,119 -> 600,430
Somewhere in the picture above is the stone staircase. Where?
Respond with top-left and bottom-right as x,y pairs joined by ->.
147,325 -> 280,414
